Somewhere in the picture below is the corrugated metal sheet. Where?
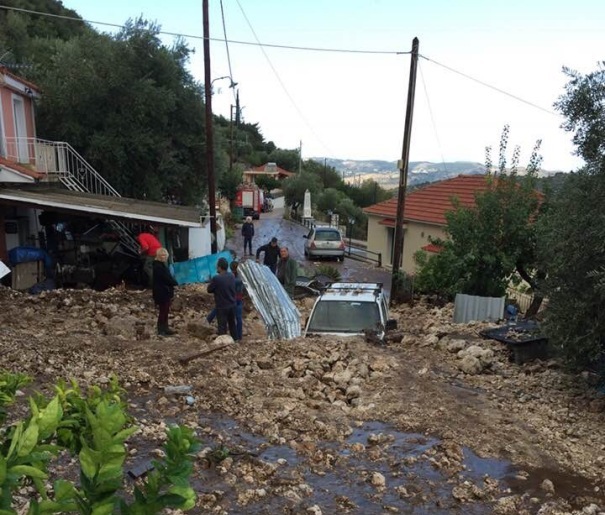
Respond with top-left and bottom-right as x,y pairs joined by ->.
453,293 -> 505,324
239,260 -> 301,340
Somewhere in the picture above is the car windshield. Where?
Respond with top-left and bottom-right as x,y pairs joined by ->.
314,230 -> 341,242
307,300 -> 381,333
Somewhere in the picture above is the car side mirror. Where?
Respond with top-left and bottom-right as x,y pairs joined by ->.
385,319 -> 397,331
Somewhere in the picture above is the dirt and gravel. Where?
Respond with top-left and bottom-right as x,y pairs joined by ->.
1,282 -> 604,514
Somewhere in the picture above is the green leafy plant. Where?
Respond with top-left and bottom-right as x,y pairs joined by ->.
122,426 -> 200,514
0,372 -> 200,514
314,264 -> 341,282
0,371 -> 31,425
390,270 -> 414,305
206,444 -> 231,465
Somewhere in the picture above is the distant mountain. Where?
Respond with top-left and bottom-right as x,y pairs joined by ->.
312,158 -> 561,189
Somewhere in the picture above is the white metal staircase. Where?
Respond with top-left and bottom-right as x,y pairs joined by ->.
3,137 -> 140,255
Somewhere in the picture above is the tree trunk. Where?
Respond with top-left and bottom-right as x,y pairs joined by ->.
515,264 -> 546,319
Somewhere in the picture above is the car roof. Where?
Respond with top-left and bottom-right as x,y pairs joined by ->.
313,226 -> 340,231
318,282 -> 384,303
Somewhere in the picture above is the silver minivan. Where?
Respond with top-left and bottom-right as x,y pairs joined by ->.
303,226 -> 345,261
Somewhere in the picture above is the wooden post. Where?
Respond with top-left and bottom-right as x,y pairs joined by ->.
203,0 -> 218,254
391,37 -> 419,295
0,210 -> 7,263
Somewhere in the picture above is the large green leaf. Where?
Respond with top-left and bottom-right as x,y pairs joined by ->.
36,397 -> 63,441
7,465 -> 47,480
167,485 -> 196,510
79,446 -> 98,480
17,422 -> 39,457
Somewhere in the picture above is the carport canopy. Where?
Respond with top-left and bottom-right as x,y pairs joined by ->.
0,187 -> 203,228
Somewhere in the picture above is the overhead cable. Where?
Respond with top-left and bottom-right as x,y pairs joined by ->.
420,54 -> 558,116
0,5 -> 408,55
234,0 -> 333,155
219,0 -> 237,104
418,61 -> 448,173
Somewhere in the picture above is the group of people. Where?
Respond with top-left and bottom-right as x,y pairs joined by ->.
140,214 -> 298,341
243,216 -> 297,295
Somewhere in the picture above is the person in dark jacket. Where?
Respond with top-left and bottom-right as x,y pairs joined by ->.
207,257 -> 237,340
152,247 -> 178,336
231,260 -> 244,341
276,247 -> 298,297
255,237 -> 280,273
241,216 -> 255,255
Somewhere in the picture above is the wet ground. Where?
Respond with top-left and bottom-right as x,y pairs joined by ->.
226,207 -> 393,289
124,400 -> 602,515
2,213 -> 605,514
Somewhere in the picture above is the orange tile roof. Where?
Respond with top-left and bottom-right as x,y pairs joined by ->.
364,174 -> 491,226
0,66 -> 41,93
249,163 -> 294,176
421,243 -> 443,253
0,156 -> 46,179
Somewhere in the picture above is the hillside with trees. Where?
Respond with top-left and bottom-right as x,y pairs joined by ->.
0,0 -> 390,231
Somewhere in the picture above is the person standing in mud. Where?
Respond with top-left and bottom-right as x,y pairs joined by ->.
137,225 -> 162,287
152,247 -> 178,336
231,260 -> 244,341
276,246 -> 298,297
255,237 -> 280,273
207,257 -> 237,340
241,216 -> 255,256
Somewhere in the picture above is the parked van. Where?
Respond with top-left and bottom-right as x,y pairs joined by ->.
303,226 -> 345,261
304,282 -> 397,341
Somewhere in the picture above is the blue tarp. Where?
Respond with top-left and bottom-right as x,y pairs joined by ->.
171,250 -> 233,285
8,247 -> 53,272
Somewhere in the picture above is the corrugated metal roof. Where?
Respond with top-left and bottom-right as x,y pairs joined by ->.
453,293 -> 505,323
364,175 -> 491,226
239,260 -> 301,340
0,187 -> 202,227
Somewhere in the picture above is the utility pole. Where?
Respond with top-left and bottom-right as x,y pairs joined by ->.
323,157 -> 327,185
391,37 -> 419,286
229,104 -> 234,172
203,0 -> 217,253
298,140 -> 302,174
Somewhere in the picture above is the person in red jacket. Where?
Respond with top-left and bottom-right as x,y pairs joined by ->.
137,226 -> 162,287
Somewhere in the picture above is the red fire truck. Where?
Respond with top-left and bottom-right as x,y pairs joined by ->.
235,185 -> 264,219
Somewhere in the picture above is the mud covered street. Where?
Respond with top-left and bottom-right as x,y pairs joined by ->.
1,282 -> 604,514
226,207 -> 392,287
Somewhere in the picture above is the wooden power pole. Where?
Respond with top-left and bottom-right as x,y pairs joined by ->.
391,37 -> 419,288
203,0 -> 218,254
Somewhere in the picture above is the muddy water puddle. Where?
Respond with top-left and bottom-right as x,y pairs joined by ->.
127,403 -> 603,514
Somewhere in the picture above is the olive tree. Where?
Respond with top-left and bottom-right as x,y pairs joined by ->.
414,126 -> 543,299
537,64 -> 605,370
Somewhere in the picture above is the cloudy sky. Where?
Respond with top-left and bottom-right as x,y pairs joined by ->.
60,0 -> 604,171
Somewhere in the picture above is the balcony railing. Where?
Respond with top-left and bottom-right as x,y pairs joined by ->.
2,137 -> 120,197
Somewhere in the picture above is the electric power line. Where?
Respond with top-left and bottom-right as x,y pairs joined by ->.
0,4 -> 560,118
234,0 -> 334,156
420,54 -> 558,117
0,5 -> 408,55
418,61 -> 448,174
219,0 -> 237,105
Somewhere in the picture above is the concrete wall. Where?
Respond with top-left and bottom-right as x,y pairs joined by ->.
402,221 -> 447,274
366,215 -> 447,274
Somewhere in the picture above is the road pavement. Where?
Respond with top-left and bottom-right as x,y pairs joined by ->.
226,207 -> 393,292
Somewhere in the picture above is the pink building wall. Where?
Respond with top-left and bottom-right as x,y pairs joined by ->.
0,70 -> 39,163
